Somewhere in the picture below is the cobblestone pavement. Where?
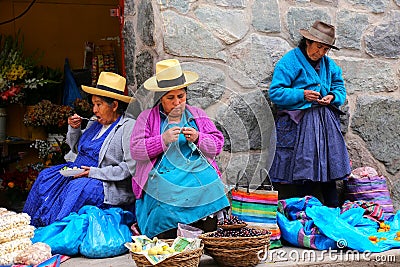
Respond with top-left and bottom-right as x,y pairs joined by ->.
61,246 -> 400,266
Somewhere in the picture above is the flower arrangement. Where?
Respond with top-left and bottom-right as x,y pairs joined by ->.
73,98 -> 93,119
31,138 -> 69,167
0,163 -> 43,202
23,99 -> 74,134
24,66 -> 63,105
0,33 -> 50,107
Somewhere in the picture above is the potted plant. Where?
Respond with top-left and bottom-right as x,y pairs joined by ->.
24,66 -> 63,106
30,139 -> 69,167
0,33 -> 59,141
0,163 -> 42,211
73,98 -> 92,119
23,99 -> 74,139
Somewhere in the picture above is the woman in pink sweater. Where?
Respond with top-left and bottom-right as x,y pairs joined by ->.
130,59 -> 229,238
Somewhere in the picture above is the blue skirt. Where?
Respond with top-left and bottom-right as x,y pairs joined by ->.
23,163 -> 109,227
270,106 -> 351,184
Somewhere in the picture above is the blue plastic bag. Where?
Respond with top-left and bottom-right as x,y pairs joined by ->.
277,196 -> 337,250
32,213 -> 88,256
63,58 -> 82,107
79,206 -> 135,258
308,205 -> 400,252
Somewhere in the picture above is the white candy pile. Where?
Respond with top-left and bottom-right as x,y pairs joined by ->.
0,207 -> 51,265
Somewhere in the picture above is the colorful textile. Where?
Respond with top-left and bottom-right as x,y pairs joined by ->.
231,185 -> 282,248
341,200 -> 384,222
11,254 -> 70,267
278,196 -> 400,252
23,120 -> 119,227
345,166 -> 394,220
277,196 -> 333,250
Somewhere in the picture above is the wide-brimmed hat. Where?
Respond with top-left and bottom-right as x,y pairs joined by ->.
143,59 -> 199,92
299,20 -> 339,50
82,72 -> 133,103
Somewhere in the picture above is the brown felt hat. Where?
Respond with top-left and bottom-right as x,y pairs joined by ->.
299,20 -> 339,50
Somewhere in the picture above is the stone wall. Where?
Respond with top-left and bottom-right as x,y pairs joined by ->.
124,0 -> 400,209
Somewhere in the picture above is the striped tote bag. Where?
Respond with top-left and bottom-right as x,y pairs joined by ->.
345,166 -> 394,220
231,170 -> 282,249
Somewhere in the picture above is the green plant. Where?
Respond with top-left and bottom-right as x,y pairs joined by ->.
24,66 -> 63,105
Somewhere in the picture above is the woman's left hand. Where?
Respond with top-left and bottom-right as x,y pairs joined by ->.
73,166 -> 90,178
317,95 -> 334,105
181,127 -> 199,143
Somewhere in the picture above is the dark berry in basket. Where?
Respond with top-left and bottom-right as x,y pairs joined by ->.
218,215 -> 246,226
210,227 -> 268,237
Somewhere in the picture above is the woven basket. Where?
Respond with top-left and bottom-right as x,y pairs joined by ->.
199,229 -> 270,267
131,241 -> 204,267
206,247 -> 265,267
200,230 -> 270,248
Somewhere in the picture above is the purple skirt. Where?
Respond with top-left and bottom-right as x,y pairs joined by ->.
270,106 -> 351,184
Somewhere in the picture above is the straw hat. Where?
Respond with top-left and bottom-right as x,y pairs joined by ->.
143,59 -> 199,92
82,72 -> 133,103
299,20 -> 339,50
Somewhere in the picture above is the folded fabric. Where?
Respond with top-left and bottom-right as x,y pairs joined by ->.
345,166 -> 394,220
277,196 -> 400,252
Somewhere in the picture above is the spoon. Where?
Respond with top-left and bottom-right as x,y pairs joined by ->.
78,116 -> 97,121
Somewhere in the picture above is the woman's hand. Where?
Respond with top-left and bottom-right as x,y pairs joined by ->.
68,113 -> 82,129
162,126 -> 181,145
304,90 -> 321,102
73,166 -> 90,178
181,127 -> 198,143
316,95 -> 334,105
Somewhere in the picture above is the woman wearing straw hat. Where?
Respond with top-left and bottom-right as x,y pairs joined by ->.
24,72 -> 136,227
268,20 -> 351,207
130,59 -> 230,238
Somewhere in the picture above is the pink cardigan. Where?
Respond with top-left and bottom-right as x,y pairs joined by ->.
130,104 -> 224,199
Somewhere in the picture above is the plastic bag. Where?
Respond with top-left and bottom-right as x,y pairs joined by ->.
177,223 -> 203,238
277,196 -> 337,250
63,58 -> 82,107
79,206 -> 135,258
32,213 -> 88,256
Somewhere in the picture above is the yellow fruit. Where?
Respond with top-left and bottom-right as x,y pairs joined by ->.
166,247 -> 175,253
158,250 -> 169,255
396,231 -> 400,237
148,247 -> 158,255
379,222 -> 385,228
131,243 -> 142,252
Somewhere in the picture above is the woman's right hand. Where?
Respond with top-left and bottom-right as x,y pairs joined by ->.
162,126 -> 181,145
68,113 -> 82,129
304,90 -> 321,102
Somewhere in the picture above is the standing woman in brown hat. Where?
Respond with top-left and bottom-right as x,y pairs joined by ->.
268,20 -> 351,207
130,59 -> 230,238
24,72 -> 136,227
